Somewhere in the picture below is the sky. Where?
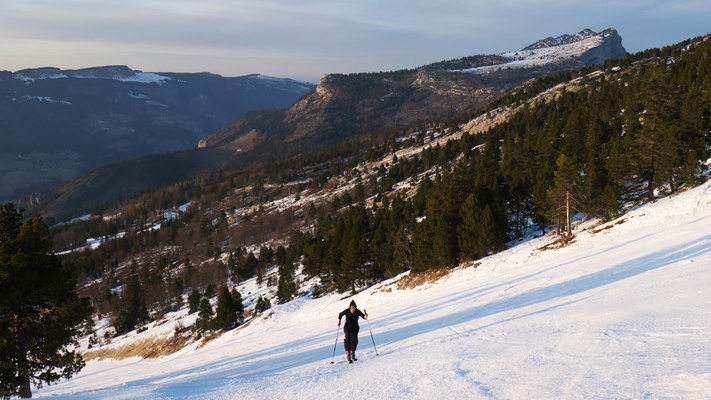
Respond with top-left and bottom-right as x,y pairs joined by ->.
1,1 -> 710,83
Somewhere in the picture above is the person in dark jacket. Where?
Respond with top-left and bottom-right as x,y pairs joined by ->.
338,300 -> 368,363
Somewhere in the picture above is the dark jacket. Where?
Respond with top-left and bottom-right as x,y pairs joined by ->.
338,308 -> 365,332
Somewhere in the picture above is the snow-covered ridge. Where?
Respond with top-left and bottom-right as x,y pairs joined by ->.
12,95 -> 72,105
455,29 -> 614,75
12,65 -> 172,84
522,28 -> 611,50
249,74 -> 317,91
10,66 -> 315,88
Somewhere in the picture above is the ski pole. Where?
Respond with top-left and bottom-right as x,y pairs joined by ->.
330,324 -> 340,364
365,309 -> 379,356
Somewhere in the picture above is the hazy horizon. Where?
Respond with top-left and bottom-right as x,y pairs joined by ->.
2,1 -> 709,83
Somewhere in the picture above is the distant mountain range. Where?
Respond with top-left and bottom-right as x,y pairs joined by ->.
21,29 -> 627,218
0,66 -> 314,202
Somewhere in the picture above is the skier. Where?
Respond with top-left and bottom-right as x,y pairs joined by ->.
338,300 -> 368,363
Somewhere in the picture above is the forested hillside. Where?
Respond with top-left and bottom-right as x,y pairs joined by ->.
52,35 -> 710,336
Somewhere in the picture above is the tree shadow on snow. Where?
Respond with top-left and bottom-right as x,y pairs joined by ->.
373,234 -> 711,354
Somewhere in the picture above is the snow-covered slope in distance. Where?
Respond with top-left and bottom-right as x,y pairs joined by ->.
10,66 -> 172,84
461,29 -> 612,74
36,179 -> 711,399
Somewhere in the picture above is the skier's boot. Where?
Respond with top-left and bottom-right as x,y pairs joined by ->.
352,351 -> 357,361
345,351 -> 351,363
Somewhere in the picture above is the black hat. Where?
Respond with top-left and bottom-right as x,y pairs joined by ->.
349,300 -> 356,308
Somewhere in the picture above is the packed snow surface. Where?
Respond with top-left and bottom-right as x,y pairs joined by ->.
36,180 -> 711,399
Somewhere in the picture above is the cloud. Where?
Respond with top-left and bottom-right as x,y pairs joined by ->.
1,0 -> 709,82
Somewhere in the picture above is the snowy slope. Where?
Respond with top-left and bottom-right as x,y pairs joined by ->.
462,34 -> 604,74
36,180 -> 711,399
12,66 -> 172,84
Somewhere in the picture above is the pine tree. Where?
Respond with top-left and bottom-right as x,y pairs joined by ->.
430,212 -> 458,268
676,82 -> 708,186
187,289 -> 201,314
390,223 -> 413,276
275,246 -> 287,268
370,208 -> 394,280
256,246 -> 273,286
324,218 -> 345,289
302,234 -> 326,278
411,217 -> 435,274
238,252 -> 259,281
231,289 -> 245,324
212,285 -> 238,330
196,298 -> 213,335
545,154 -> 581,236
276,259 -> 298,304
412,173 -> 459,272
336,206 -> 370,293
254,295 -> 271,314
593,184 -> 621,221
182,258 -> 196,288
226,252 -> 238,282
457,195 -> 496,261
114,262 -> 150,335
626,64 -> 681,200
601,139 -> 628,197
0,203 -> 92,398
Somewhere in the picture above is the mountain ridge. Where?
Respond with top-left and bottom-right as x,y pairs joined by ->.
201,28 -> 626,148
9,65 -> 166,83
0,66 -> 314,202
523,27 -> 616,50
24,28 -> 627,217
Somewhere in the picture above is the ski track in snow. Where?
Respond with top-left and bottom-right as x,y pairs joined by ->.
36,180 -> 711,399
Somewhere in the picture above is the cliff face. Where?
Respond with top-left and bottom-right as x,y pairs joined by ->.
580,29 -> 627,66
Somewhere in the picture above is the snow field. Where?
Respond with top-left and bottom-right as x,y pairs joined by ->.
36,180 -> 711,399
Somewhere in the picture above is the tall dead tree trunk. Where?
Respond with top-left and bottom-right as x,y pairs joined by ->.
566,190 -> 572,237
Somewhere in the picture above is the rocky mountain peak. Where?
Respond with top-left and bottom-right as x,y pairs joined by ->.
523,28 -> 612,51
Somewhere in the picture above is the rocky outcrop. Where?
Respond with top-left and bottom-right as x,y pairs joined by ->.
522,28 -> 627,67
523,28 -> 600,50
580,29 -> 627,66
